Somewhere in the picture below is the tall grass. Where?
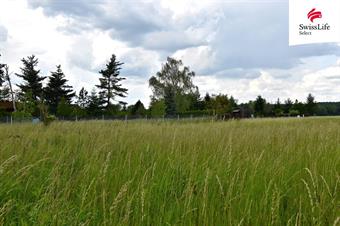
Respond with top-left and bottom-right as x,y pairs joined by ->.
0,118 -> 339,225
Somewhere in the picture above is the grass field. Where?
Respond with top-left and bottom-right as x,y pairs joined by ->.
0,118 -> 339,225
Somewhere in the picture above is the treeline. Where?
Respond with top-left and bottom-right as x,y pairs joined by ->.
0,53 -> 331,120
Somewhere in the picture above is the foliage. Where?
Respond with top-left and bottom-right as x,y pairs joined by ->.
1,54 -> 339,119
56,97 -> 73,118
149,98 -> 166,117
210,94 -> 235,116
289,109 -> 300,116
149,57 -> 197,116
11,111 -> 32,120
0,85 -> 10,101
39,101 -> 56,126
87,89 -> 103,116
16,55 -> 46,101
254,95 -> 266,117
284,98 -> 293,114
164,87 -> 176,116
104,104 -> 121,116
305,93 -> 317,116
292,99 -> 305,116
44,65 -> 75,114
76,87 -> 90,109
96,54 -> 127,108
15,91 -> 36,117
273,98 -> 283,117
0,54 -> 5,87
128,100 -> 146,117
0,54 -> 10,101
316,102 -> 340,116
188,88 -> 204,110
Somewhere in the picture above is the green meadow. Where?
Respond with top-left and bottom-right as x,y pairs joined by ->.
0,118 -> 339,225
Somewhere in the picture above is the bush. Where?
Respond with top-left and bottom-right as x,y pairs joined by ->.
43,114 -> 56,126
12,111 -> 32,121
289,109 -> 300,117
39,102 -> 56,126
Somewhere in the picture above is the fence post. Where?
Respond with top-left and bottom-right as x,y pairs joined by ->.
178,115 -> 179,121
10,115 -> 13,125
6,116 -> 8,124
125,115 -> 128,122
102,115 -> 105,121
75,115 -> 78,122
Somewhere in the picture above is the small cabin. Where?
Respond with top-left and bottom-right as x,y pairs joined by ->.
0,101 -> 15,113
232,109 -> 242,119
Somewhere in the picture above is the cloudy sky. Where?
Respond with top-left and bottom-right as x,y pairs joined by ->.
0,0 -> 340,105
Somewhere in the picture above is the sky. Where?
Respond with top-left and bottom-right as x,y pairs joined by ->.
0,0 -> 340,106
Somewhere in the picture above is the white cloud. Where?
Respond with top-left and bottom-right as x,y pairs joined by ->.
0,25 -> 8,42
173,46 -> 216,73
0,0 -> 72,84
0,0 -> 339,106
194,57 -> 340,103
67,36 -> 95,71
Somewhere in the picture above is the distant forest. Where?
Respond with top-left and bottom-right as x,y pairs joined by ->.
0,53 -> 339,119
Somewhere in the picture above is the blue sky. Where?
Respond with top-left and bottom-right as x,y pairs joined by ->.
0,0 -> 339,105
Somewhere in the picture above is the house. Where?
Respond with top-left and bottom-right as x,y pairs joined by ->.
232,108 -> 243,119
0,101 -> 15,113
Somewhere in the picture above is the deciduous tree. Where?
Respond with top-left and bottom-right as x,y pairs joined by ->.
149,57 -> 197,116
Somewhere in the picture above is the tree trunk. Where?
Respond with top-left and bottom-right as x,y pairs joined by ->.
5,66 -> 16,112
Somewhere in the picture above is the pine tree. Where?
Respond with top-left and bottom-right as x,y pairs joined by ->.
45,65 -> 75,114
204,93 -> 212,110
0,85 -> 10,100
0,54 -> 5,87
87,89 -> 102,116
305,93 -> 316,116
96,54 -> 128,108
164,87 -> 176,116
284,98 -> 293,114
274,98 -> 283,117
16,55 -> 46,101
57,97 -> 73,118
229,96 -> 237,109
76,87 -> 89,109
0,54 -> 9,101
254,95 -> 266,117
130,100 -> 146,116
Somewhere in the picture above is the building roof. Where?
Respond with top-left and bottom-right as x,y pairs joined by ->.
232,109 -> 241,113
0,101 -> 14,112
